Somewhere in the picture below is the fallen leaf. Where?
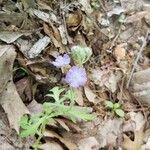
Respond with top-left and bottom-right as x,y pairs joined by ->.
27,100 -> 42,115
15,77 -> 32,102
55,118 -> 70,131
74,88 -> 84,106
36,0 -> 53,11
0,12 -> 26,28
123,127 -> 144,150
39,141 -> 63,150
129,112 -> 146,131
21,0 -> 35,10
15,38 -> 32,57
27,36 -> 51,58
0,31 -> 23,43
84,86 -> 97,103
104,72 -> 120,93
78,0 -> 93,14
61,119 -> 82,132
144,13 -> 150,26
28,8 -> 59,23
78,137 -> 100,150
97,119 -> 123,148
43,23 -> 66,53
0,81 -> 29,133
130,68 -> 150,105
120,0 -> 144,12
43,130 -> 78,150
0,45 -> 16,94
0,45 -> 29,133
114,43 -> 126,61
141,129 -> 150,150
66,10 -> 82,28
125,11 -> 148,23
107,7 -> 125,17
90,69 -> 104,86
90,69 -> 122,93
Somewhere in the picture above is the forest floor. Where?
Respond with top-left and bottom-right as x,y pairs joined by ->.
0,0 -> 150,150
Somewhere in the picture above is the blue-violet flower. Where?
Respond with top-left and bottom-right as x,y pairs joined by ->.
65,66 -> 87,88
52,54 -> 70,68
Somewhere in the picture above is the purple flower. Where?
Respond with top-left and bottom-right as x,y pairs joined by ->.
52,54 -> 70,68
65,66 -> 87,88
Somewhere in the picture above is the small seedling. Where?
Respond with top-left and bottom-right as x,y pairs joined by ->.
105,100 -> 125,117
20,87 -> 95,149
91,0 -> 100,9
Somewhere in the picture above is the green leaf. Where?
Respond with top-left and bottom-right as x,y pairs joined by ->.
115,109 -> 125,117
63,106 -> 96,122
113,103 -> 121,109
118,14 -> 126,23
19,114 -> 29,129
105,101 -> 114,108
19,86 -> 96,141
20,116 -> 48,138
71,45 -> 92,66
20,123 -> 39,137
48,87 -> 65,103
63,88 -> 76,104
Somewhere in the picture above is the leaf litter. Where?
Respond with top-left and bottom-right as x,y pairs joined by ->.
0,0 -> 150,149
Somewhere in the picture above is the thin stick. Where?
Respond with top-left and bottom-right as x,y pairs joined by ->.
126,30 -> 149,88
108,27 -> 121,53
62,0 -> 73,44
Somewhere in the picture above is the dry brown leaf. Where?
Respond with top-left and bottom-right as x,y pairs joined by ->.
144,13 -> 150,26
130,68 -> 150,105
104,72 -> 121,93
84,86 -> 97,103
0,45 -> 16,94
120,0 -> 144,12
0,45 -> 29,133
66,10 -> 82,28
62,119 -> 82,132
125,11 -> 148,23
15,77 -> 32,102
123,127 -> 144,150
43,23 -> 66,53
74,88 -> 84,106
27,100 -> 42,115
43,130 -> 78,150
39,141 -> 63,150
114,43 -> 126,61
55,118 -> 70,131
142,129 -> 150,150
129,112 -> 146,131
0,81 -> 29,133
36,0 -> 53,11
97,119 -> 123,148
78,137 -> 100,150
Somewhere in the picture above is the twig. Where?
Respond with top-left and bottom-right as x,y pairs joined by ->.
108,27 -> 121,53
126,30 -> 149,88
